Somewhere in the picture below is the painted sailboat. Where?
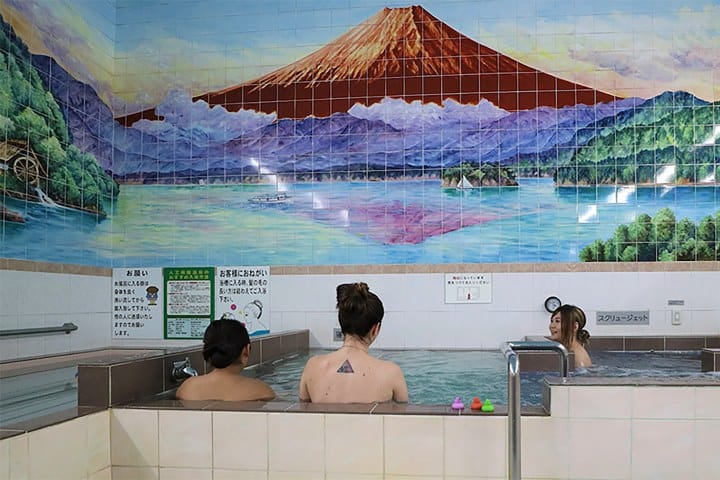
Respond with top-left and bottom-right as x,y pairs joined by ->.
456,175 -> 473,190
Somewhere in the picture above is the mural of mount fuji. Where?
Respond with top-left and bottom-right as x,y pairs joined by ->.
119,5 -> 619,125
0,1 -> 718,266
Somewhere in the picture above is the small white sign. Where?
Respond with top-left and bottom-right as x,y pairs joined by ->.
112,268 -> 164,338
596,311 -> 650,325
215,266 -> 271,336
444,273 -> 492,303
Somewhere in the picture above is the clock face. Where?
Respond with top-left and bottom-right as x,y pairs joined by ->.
544,296 -> 562,313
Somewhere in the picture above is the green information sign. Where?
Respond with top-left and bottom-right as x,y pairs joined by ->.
163,267 -> 215,339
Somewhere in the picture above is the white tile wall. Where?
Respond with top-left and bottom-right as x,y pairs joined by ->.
384,415 -> 443,476
158,411 -> 212,469
268,412 -> 324,473
568,418 -> 632,479
325,414 -> 383,475
272,270 -> 720,349
213,412 -> 268,471
0,270 -> 112,361
104,398 -> 720,477
111,409 -> 158,467
631,419 -> 695,479
0,410 -> 110,480
2,267 -> 719,358
4,388 -> 720,480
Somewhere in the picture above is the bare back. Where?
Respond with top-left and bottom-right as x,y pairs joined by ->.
572,343 -> 592,368
299,348 -> 408,403
176,369 -> 275,401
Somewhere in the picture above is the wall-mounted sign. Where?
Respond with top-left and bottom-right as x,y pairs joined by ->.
111,268 -> 164,338
596,311 -> 650,325
444,273 -> 492,303
163,267 -> 215,339
215,266 -> 270,336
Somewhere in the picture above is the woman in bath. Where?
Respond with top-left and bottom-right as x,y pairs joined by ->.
549,304 -> 592,368
176,318 -> 275,401
299,282 -> 408,403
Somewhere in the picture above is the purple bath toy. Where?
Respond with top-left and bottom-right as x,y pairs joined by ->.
451,396 -> 464,410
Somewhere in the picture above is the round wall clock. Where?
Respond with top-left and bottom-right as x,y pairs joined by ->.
544,296 -> 562,313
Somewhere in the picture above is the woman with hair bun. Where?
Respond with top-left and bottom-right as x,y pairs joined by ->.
299,282 -> 408,403
176,319 -> 275,401
548,304 -> 592,368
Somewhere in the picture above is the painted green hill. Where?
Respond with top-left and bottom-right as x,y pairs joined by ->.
442,162 -> 519,187
580,208 -> 720,262
0,15 -> 117,216
556,92 -> 719,186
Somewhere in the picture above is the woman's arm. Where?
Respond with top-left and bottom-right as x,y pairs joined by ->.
298,360 -> 313,402
390,363 -> 409,403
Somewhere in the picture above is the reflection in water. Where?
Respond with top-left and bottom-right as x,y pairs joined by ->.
3,178 -> 720,266
655,164 -> 676,184
607,185 -> 636,204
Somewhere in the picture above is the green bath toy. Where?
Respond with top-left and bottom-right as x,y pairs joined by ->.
481,399 -> 494,412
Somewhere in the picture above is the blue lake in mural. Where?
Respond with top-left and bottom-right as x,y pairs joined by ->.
2,178 -> 718,267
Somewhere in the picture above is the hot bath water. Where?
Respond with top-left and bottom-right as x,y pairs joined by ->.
249,349 -> 711,406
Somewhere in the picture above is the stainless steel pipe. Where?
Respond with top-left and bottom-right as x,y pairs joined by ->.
0,322 -> 78,337
500,340 -> 569,480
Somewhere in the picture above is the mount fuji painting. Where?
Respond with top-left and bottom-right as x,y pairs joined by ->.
0,0 -> 718,266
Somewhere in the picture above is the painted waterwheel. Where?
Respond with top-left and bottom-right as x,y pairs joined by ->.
11,155 -> 42,185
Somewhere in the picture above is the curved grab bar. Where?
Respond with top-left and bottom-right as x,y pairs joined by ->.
500,340 -> 569,480
0,322 -> 78,337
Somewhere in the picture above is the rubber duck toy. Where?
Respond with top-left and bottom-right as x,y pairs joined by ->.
451,396 -> 465,410
470,397 -> 483,410
481,399 -> 495,412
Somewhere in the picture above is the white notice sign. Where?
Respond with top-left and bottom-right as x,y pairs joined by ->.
444,273 -> 492,303
112,268 -> 164,338
215,266 -> 271,336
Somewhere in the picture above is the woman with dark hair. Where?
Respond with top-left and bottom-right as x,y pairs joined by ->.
548,304 -> 592,368
176,319 -> 275,401
299,282 -> 408,403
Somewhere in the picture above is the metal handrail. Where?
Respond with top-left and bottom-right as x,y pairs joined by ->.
0,322 -> 78,337
500,340 -> 569,480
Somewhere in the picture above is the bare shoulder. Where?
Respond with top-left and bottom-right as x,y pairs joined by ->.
175,376 -> 200,399
574,346 -> 592,368
378,358 -> 404,376
303,352 -> 334,370
245,377 -> 276,400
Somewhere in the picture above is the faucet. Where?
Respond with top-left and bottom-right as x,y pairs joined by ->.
171,357 -> 198,382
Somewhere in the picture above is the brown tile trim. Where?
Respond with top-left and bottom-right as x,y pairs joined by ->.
0,406 -> 105,434
0,429 -> 26,440
517,351 -> 575,372
625,337 -> 665,351
545,376 -> 720,387
701,349 -> 720,372
589,336 -> 720,351
266,261 -> 720,275
109,357 -> 164,406
77,366 -> 110,407
112,400 -> 521,416
0,259 -> 111,276
665,337 -> 706,350
588,337 -> 625,351
3,259 -> 719,276
259,336 -> 283,362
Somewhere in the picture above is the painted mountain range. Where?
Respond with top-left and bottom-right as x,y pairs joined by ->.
34,49 -> 645,181
24,10 -> 715,188
117,5 -> 619,126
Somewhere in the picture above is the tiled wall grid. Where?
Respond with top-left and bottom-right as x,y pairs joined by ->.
1,385 -> 719,479
2,263 -> 720,361
1,1 -> 718,269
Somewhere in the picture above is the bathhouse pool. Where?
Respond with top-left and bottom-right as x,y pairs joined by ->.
0,366 -> 78,427
249,349 -> 712,406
